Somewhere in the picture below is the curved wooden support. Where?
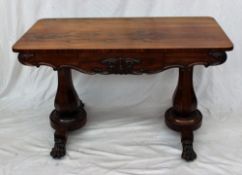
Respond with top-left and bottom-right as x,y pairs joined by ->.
54,68 -> 82,113
50,68 -> 86,159
165,67 -> 202,161
173,67 -> 197,114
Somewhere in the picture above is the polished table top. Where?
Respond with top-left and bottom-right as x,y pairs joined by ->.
13,17 -> 233,52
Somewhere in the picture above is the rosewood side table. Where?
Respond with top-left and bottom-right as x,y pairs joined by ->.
12,17 -> 233,161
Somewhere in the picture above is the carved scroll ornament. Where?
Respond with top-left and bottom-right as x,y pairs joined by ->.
94,58 -> 141,74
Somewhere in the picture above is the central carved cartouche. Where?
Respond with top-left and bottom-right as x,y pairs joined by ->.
98,58 -> 141,74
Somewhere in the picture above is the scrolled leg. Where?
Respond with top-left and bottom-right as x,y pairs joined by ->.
181,130 -> 196,161
50,68 -> 87,159
165,67 -> 202,161
50,130 -> 67,159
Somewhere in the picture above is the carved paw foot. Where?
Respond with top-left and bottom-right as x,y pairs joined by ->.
181,142 -> 197,161
50,138 -> 66,159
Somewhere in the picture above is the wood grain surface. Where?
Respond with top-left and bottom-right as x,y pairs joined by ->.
13,17 -> 233,52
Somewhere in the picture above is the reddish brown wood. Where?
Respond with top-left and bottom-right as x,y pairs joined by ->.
174,68 -> 197,114
17,50 -> 227,75
50,68 -> 86,158
12,17 -> 233,161
13,17 -> 233,51
165,67 -> 202,161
